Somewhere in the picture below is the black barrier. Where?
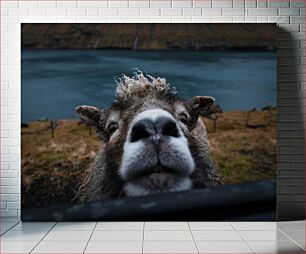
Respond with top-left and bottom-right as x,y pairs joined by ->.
22,179 -> 276,221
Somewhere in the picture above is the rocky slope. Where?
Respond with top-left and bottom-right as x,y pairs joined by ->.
22,23 -> 277,50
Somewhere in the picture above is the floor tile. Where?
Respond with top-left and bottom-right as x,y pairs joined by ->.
1,230 -> 47,242
239,230 -> 290,241
232,222 -> 276,231
276,221 -> 305,231
0,241 -> 37,253
1,221 -> 21,234
189,222 -> 234,231
95,222 -> 144,230
42,230 -> 92,242
144,230 -> 193,241
11,222 -> 55,231
1,221 -> 20,228
32,241 -> 87,253
1,229 -> 8,235
192,230 -> 243,241
85,241 -> 142,253
145,222 -> 189,230
52,222 -> 96,231
90,230 -> 143,241
282,230 -> 305,249
269,222 -> 277,228
197,241 -> 253,253
249,240 -> 304,253
295,240 -> 305,250
143,241 -> 198,253
282,230 -> 305,241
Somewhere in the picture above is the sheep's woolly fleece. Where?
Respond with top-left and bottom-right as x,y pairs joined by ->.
115,71 -> 177,101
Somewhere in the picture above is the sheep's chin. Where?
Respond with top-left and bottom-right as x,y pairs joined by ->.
123,175 -> 191,197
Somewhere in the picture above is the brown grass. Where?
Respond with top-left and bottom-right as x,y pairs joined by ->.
203,110 -> 276,184
22,110 -> 276,207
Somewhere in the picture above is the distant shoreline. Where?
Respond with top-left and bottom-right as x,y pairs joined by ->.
22,23 -> 276,51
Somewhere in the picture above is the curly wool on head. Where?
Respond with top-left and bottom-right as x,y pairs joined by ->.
115,71 -> 178,103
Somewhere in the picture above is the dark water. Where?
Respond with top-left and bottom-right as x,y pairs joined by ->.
21,50 -> 276,122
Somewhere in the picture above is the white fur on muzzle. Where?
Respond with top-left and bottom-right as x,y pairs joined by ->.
119,109 -> 195,196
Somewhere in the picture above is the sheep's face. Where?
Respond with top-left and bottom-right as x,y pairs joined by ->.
76,74 -> 214,197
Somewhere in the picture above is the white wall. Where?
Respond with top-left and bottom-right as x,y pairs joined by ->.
1,0 -> 305,218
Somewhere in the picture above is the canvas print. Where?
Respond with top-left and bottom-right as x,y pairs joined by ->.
21,24 -> 277,220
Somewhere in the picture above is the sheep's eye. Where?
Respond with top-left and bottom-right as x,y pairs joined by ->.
107,122 -> 118,134
179,113 -> 188,124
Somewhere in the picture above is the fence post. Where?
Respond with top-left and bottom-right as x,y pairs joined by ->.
245,112 -> 250,128
213,118 -> 217,132
50,120 -> 55,139
267,109 -> 272,127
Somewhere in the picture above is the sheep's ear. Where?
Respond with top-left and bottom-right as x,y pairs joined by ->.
189,96 -> 215,117
75,105 -> 102,126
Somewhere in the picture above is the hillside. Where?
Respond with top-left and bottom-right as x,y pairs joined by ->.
22,24 -> 276,50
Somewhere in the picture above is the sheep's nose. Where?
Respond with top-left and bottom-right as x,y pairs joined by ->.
130,117 -> 180,143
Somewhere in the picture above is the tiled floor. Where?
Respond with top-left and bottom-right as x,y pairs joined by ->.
0,219 -> 304,253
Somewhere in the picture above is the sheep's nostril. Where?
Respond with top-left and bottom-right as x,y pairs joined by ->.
130,117 -> 180,143
160,119 -> 180,138
130,119 -> 153,142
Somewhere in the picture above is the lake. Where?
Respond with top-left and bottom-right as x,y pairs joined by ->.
21,50 -> 276,122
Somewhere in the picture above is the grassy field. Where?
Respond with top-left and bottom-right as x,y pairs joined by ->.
22,109 -> 276,207
203,110 -> 276,183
